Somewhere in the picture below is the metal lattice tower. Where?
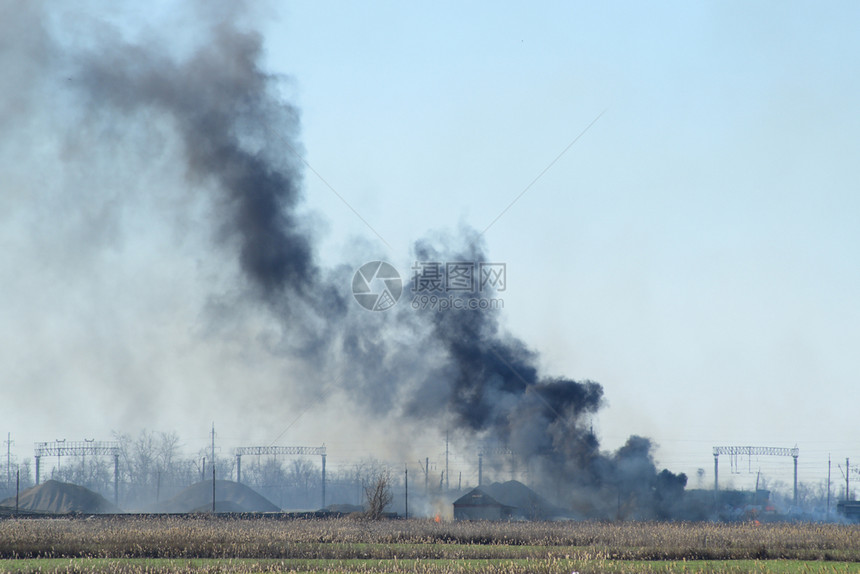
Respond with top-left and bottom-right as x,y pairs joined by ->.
34,440 -> 121,505
234,445 -> 327,508
712,446 -> 800,507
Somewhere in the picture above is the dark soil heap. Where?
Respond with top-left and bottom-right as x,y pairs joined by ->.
0,480 -> 119,514
159,480 -> 279,513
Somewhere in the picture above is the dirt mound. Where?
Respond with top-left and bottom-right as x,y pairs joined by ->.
159,480 -> 279,513
0,480 -> 118,514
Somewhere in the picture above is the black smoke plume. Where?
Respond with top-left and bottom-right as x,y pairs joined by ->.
30,2 -> 685,518
408,236 -> 687,517
73,18 -> 348,360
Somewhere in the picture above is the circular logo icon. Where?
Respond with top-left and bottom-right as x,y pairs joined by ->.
352,261 -> 402,311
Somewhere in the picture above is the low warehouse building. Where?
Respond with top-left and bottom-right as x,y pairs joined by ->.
453,481 -> 569,521
453,488 -> 515,520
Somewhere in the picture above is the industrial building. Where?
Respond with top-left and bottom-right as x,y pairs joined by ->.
453,488 -> 515,521
453,480 -> 565,521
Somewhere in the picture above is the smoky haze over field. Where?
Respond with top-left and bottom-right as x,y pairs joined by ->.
1,1 -> 686,518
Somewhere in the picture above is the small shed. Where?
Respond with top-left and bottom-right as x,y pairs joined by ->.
453,488 -> 515,521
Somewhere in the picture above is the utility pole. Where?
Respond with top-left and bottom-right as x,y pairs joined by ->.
445,431 -> 449,492
404,465 -> 408,519
793,452 -> 798,508
321,454 -> 326,510
713,454 -> 719,511
827,454 -> 831,516
114,453 -> 119,507
211,423 -> 216,513
5,432 -> 11,488
418,458 -> 429,494
211,423 -> 216,477
847,458 -> 851,501
212,458 -> 216,513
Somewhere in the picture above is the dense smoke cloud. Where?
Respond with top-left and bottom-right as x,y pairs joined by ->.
407,238 -> 687,517
3,1 -> 686,518
72,18 -> 348,361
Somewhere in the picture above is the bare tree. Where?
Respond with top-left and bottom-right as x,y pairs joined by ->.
287,458 -> 318,491
18,459 -> 33,489
156,431 -> 180,476
364,468 -> 393,519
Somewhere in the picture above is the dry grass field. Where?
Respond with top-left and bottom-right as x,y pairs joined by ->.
1,516 -> 860,572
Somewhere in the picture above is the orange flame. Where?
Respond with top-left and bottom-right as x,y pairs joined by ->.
434,514 -> 441,523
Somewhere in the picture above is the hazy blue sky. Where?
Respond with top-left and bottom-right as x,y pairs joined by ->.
259,3 -> 860,489
1,1 -> 858,494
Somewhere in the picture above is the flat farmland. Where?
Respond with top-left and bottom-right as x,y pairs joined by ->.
1,516 -> 860,573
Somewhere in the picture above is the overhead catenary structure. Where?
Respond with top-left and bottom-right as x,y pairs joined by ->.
234,445 -> 326,508
33,440 -> 121,505
713,446 -> 799,507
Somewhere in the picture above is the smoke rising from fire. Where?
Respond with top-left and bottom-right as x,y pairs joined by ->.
3,1 -> 686,517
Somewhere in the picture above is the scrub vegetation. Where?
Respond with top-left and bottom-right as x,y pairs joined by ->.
1,516 -> 860,572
